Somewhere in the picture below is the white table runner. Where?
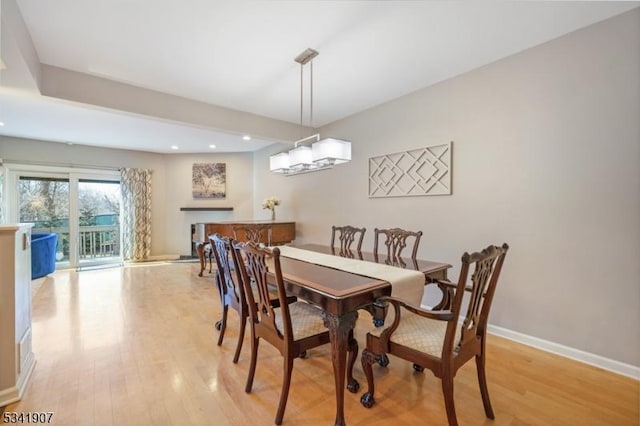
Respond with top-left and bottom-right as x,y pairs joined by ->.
276,246 -> 425,305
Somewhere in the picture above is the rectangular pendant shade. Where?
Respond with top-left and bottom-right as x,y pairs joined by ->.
288,145 -> 314,169
312,138 -> 351,165
269,152 -> 290,173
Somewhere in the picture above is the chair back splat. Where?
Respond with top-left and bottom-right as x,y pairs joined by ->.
233,224 -> 273,246
457,245 -> 508,347
237,243 -> 290,340
373,227 -> 422,265
331,225 -> 366,256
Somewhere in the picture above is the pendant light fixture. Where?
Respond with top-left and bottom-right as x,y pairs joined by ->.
269,48 -> 351,176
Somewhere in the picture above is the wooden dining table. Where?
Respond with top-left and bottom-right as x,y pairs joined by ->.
276,244 -> 451,426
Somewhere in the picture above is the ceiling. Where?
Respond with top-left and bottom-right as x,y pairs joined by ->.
0,1 -> 638,154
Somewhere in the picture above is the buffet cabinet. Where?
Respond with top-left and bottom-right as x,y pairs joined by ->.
193,220 -> 296,245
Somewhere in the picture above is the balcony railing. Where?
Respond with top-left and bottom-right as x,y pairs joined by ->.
33,225 -> 120,261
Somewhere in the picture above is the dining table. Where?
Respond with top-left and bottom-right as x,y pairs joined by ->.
275,243 -> 451,426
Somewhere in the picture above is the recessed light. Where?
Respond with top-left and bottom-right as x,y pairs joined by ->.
171,145 -> 179,150
242,135 -> 251,141
209,144 -> 217,149
0,122 -> 5,127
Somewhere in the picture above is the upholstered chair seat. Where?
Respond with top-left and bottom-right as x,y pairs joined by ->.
275,302 -> 327,341
369,309 -> 463,358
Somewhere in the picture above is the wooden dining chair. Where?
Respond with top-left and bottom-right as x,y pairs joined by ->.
209,233 -> 294,363
330,225 -> 366,256
360,243 -> 509,426
209,234 -> 249,363
235,242 -> 348,425
373,227 -> 423,266
233,224 -> 273,246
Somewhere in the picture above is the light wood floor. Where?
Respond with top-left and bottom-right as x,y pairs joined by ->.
5,263 -> 638,425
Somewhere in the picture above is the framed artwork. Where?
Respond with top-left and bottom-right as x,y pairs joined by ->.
369,142 -> 452,197
192,163 -> 226,199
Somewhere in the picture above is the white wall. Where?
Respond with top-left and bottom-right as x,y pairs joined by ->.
253,9 -> 640,366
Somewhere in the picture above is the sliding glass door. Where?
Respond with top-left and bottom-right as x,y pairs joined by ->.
7,165 -> 121,269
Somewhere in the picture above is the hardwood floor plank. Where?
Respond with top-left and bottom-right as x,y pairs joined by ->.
3,263 -> 638,425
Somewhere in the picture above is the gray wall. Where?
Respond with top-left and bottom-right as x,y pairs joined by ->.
253,9 -> 640,365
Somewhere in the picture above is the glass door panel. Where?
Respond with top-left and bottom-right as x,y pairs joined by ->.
78,179 -> 121,264
18,176 -> 70,262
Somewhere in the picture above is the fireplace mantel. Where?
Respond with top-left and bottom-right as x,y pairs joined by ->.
180,207 -> 234,211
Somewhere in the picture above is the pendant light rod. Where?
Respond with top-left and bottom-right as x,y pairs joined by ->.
295,48 -> 319,132
310,59 -> 313,127
300,59 -> 304,136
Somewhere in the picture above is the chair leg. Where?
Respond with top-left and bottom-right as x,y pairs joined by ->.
216,305 -> 228,346
476,354 -> 495,419
441,375 -> 458,426
232,312 -> 247,364
346,330 -> 359,393
275,354 -> 294,425
214,271 -> 225,333
245,336 -> 259,393
360,349 -> 379,408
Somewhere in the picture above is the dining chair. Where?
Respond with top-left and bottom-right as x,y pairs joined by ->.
373,227 -> 423,266
359,243 -> 509,426
330,225 -> 366,256
209,233 -> 295,363
233,224 -> 273,246
235,242 -> 352,425
209,233 -> 249,363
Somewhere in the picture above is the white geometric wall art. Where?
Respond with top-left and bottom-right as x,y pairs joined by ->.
369,142 -> 452,197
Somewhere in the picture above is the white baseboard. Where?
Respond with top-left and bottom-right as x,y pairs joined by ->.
0,385 -> 21,407
419,304 -> 639,380
487,324 -> 640,380
0,358 -> 35,407
146,254 -> 180,261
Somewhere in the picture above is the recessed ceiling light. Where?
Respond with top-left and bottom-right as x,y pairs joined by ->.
242,135 -> 251,141
209,144 -> 217,149
171,145 -> 179,150
0,122 -> 5,127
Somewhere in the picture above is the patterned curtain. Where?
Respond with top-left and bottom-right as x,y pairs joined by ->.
120,168 -> 152,261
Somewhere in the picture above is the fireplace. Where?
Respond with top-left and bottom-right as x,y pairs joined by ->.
189,223 -> 206,258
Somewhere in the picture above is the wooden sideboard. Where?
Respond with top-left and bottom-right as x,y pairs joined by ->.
198,220 -> 295,245
193,220 -> 296,276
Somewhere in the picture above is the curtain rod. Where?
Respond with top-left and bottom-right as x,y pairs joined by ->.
0,158 -> 121,172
